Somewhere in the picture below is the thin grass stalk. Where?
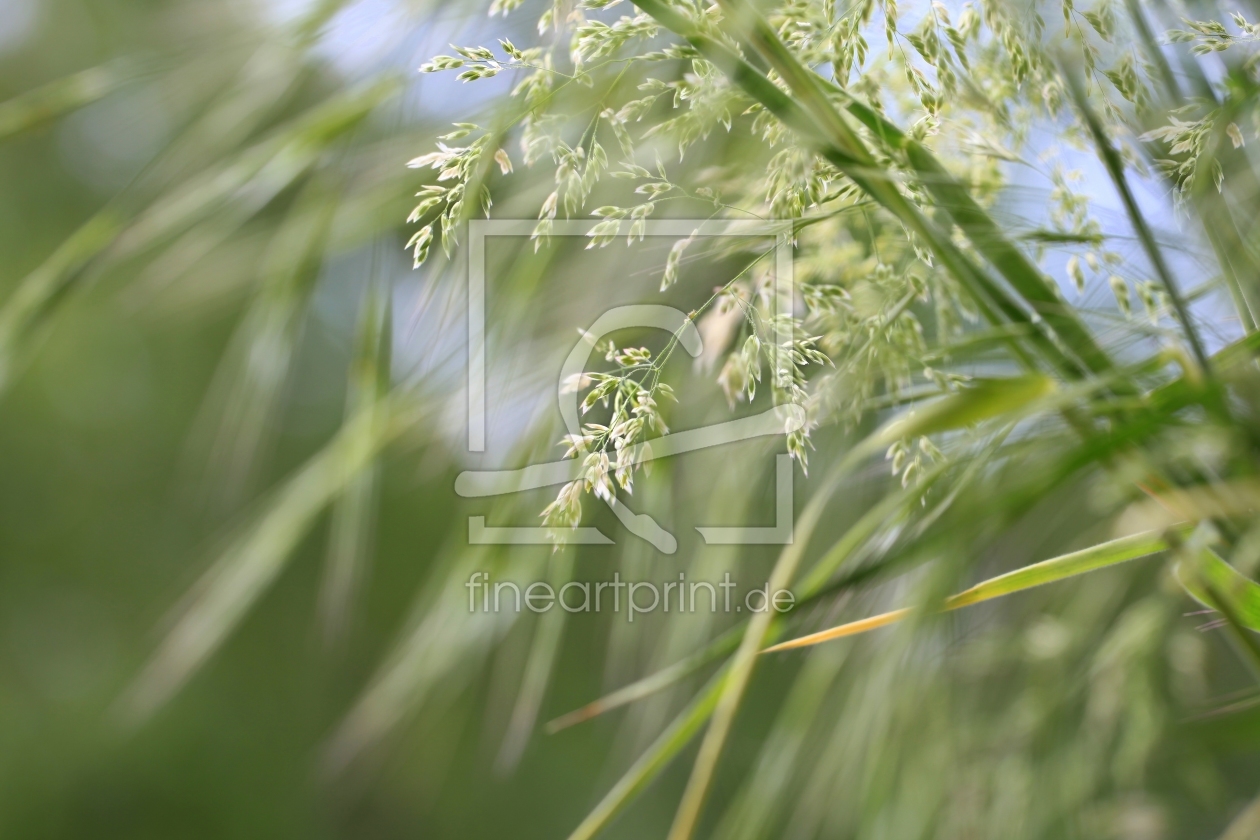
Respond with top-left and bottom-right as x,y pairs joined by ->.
663,445 -> 864,840
496,552 -> 574,773
565,666 -> 728,840
546,623 -> 744,733
119,392 -> 418,721
1121,0 -> 1182,100
631,0 -> 1058,377
320,278 -> 392,642
710,0 -> 1119,382
1061,66 -> 1212,373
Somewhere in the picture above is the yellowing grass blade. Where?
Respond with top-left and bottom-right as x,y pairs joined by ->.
763,609 -> 912,652
765,528 -> 1182,653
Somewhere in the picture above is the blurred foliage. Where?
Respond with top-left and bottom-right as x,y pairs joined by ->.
9,0 -> 1260,839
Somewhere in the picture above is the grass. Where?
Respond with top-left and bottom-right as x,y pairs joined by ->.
7,0 -> 1260,837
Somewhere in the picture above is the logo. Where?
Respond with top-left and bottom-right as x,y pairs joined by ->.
454,219 -> 801,553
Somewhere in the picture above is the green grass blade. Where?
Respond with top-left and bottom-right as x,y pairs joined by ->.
1218,789 -> 1260,840
548,375 -> 1051,741
664,443 -> 868,840
794,463 -> 950,599
632,0 -> 1054,376
1061,66 -> 1211,373
711,0 -> 1118,382
546,623 -> 743,733
1121,0 -> 1181,99
766,528 -> 1180,652
565,668 -> 727,840
1174,525 -> 1260,679
497,553 -> 574,773
0,211 -> 124,390
1175,549 -> 1260,632
557,375 -> 1055,837
796,425 -> 1018,603
0,61 -> 136,141
945,528 -> 1181,609
197,177 -> 340,503
117,78 -> 398,258
863,376 -> 1055,454
118,395 -> 414,721
320,280 -> 391,642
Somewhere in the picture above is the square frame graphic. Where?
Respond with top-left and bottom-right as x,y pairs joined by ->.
459,219 -> 798,550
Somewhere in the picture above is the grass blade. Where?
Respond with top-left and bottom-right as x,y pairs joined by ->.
1175,547 -> 1260,632
863,376 -> 1054,453
496,553 -> 574,773
0,61 -> 137,141
320,279 -> 392,642
1061,65 -> 1211,373
710,0 -> 1119,382
119,395 -> 413,721
765,528 -> 1180,652
631,0 -> 1052,376
1218,789 -> 1260,840
664,439 -> 872,840
566,668 -> 727,840
546,624 -> 743,733
559,380 -> 1053,836
0,211 -> 124,390
196,178 -> 340,503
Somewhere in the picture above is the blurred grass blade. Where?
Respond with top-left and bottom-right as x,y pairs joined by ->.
1125,480 -> 1260,529
120,395 -> 411,722
794,462 -> 950,599
1175,548 -> 1260,632
541,371 -> 1037,740
142,45 -> 307,194
197,178 -> 341,504
711,647 -> 847,840
324,543 -> 524,774
1220,792 -> 1260,840
1122,0 -> 1180,99
658,375 -> 1054,840
1174,523 -> 1260,678
0,211 -> 124,390
496,553 -> 574,773
116,78 -> 398,258
800,426 -> 1018,604
0,80 -> 395,401
665,442 -> 867,840
566,668 -> 727,840
707,0 -> 1117,381
546,624 -> 743,733
0,61 -> 137,141
766,528 -> 1180,653
551,494 -> 926,734
863,375 -> 1055,456
1061,64 -> 1211,372
564,431 -> 874,839
320,280 -> 391,642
